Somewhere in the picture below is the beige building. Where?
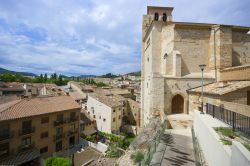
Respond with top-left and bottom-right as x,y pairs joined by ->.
87,92 -> 124,134
0,96 -> 81,165
141,6 -> 250,125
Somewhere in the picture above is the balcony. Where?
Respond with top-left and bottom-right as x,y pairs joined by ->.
67,116 -> 79,123
0,131 -> 14,141
54,120 -> 66,127
54,133 -> 65,141
18,143 -> 34,152
18,127 -> 35,136
67,128 -> 78,137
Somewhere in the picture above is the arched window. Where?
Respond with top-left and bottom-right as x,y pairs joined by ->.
154,12 -> 159,21
163,13 -> 167,21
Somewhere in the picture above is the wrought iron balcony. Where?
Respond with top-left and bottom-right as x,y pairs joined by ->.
18,127 -> 35,136
18,143 -> 34,152
54,133 -> 65,141
54,120 -> 66,126
67,116 -> 79,123
0,131 -> 14,141
67,128 -> 78,137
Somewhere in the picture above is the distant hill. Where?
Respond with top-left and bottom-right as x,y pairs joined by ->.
100,73 -> 118,78
126,71 -> 141,76
0,67 -> 37,77
79,74 -> 96,78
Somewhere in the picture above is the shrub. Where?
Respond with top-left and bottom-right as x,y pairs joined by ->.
45,157 -> 70,166
215,127 -> 234,138
130,151 -> 144,164
244,144 -> 250,151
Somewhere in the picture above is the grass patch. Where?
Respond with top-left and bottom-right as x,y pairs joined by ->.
244,144 -> 250,151
221,139 -> 232,145
215,127 -> 235,138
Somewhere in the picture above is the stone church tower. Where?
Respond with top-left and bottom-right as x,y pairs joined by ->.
141,6 -> 250,125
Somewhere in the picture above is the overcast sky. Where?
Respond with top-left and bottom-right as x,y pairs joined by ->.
0,0 -> 249,76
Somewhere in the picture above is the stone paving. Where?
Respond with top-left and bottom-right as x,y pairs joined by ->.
150,129 -> 196,166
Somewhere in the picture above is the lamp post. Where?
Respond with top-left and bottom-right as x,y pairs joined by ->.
199,64 -> 206,114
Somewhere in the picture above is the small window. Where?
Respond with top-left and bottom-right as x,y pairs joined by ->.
40,146 -> 48,154
113,110 -> 115,113
103,118 -> 106,122
154,12 -> 159,21
41,117 -> 49,124
118,115 -> 121,119
93,115 -> 96,119
40,131 -> 48,139
163,13 -> 167,21
134,113 -> 137,116
147,57 -> 149,62
113,118 -> 115,122
99,116 -> 101,119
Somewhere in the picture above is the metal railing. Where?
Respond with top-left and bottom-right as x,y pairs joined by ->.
18,127 -> 35,136
0,131 -> 14,141
207,103 -> 250,138
18,142 -> 35,152
67,116 -> 79,123
67,128 -> 78,137
141,120 -> 167,165
54,133 -> 65,141
54,119 -> 66,126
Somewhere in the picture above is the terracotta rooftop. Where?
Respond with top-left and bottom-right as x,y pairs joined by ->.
0,96 -> 81,122
0,82 -> 24,91
188,81 -> 250,95
88,92 -> 125,108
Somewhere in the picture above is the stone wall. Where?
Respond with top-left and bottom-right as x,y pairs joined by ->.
174,27 -> 211,76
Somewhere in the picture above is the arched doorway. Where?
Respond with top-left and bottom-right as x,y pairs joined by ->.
172,94 -> 184,114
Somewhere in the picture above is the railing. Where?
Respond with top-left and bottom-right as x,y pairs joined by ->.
67,128 -> 78,137
67,116 -> 79,123
142,120 -> 167,165
18,143 -> 35,152
0,131 -> 14,141
54,133 -> 65,141
206,103 -> 250,138
18,127 -> 35,136
54,120 -> 66,126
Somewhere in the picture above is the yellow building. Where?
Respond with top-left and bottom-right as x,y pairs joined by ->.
0,96 -> 81,165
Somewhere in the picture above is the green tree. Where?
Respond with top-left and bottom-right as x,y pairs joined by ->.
45,157 -> 70,166
44,73 -> 48,82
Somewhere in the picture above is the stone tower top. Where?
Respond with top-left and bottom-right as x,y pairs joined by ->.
147,6 -> 173,22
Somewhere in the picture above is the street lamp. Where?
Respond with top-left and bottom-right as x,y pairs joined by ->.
199,64 -> 206,114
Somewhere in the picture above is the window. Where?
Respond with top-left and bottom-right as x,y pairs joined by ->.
88,112 -> 90,115
163,13 -> 167,21
40,131 -> 48,139
118,115 -> 121,119
22,120 -> 32,130
103,118 -> 106,122
93,115 -> 96,119
56,127 -> 63,135
70,124 -> 75,131
70,112 -> 76,119
113,118 -> 115,122
22,137 -> 31,146
147,57 -> 149,62
113,109 -> 115,113
40,146 -> 48,154
57,114 -> 63,122
55,141 -> 62,152
28,89 -> 32,92
0,124 -> 10,140
0,143 -> 9,157
134,113 -> 137,116
99,116 -> 101,119
91,107 -> 94,114
41,117 -> 49,124
154,12 -> 159,21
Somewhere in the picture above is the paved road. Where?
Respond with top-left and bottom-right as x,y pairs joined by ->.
150,129 -> 196,166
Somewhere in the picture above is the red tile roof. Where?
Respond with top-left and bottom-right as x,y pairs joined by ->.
0,96 -> 81,122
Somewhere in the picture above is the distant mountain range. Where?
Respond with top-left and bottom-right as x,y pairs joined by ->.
0,67 -> 37,77
126,71 -> 141,76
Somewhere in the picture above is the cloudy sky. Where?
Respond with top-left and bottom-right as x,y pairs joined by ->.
0,0 -> 249,76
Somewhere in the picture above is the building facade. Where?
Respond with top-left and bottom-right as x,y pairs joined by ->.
0,96 -> 81,165
141,6 -> 250,125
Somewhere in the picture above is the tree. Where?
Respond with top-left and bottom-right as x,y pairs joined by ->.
44,73 -> 48,82
45,157 -> 70,166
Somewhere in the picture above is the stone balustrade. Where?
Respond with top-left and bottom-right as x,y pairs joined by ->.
220,64 -> 250,81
